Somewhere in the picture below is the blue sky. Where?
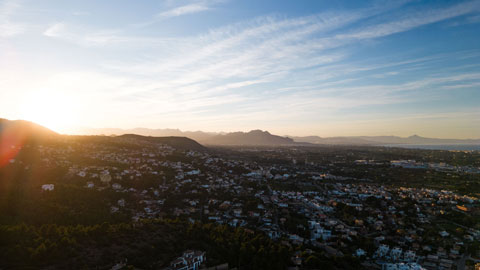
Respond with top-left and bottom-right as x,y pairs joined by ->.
1,0 -> 479,138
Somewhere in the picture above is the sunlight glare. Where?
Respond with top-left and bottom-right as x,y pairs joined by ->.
19,90 -> 79,134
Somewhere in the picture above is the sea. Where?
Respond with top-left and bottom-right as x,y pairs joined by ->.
382,144 -> 480,151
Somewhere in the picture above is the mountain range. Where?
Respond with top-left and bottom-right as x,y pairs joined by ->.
2,119 -> 479,147
202,130 -> 294,146
78,126 -> 480,146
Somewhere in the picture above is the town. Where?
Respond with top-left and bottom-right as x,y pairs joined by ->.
1,135 -> 480,270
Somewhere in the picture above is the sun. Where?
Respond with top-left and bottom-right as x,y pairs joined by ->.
19,90 -> 80,134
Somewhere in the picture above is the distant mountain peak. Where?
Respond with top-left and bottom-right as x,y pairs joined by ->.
249,129 -> 268,134
203,129 -> 294,146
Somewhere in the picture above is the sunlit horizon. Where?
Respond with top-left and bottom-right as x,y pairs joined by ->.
4,116 -> 479,140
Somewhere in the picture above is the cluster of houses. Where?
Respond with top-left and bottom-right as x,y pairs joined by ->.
391,160 -> 480,174
296,183 -> 478,269
163,250 -> 206,270
26,140 -> 480,269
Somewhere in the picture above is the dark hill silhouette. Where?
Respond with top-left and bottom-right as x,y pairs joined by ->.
0,118 -> 59,167
117,134 -> 206,151
80,127 -> 217,142
203,130 -> 295,146
0,118 -> 58,141
0,118 -> 206,151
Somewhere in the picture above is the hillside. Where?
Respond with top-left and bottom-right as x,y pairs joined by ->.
117,134 -> 206,151
77,127 -> 216,142
0,118 -> 58,141
0,118 -> 206,152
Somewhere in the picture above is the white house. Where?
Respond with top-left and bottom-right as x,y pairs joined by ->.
355,248 -> 367,257
382,263 -> 426,270
375,244 -> 390,258
112,183 -> 122,190
439,231 -> 449,237
42,184 -> 54,191
118,199 -> 125,207
403,250 -> 416,262
168,250 -> 206,270
390,247 -> 403,261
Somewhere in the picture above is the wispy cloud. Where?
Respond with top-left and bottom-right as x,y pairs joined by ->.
157,3 -> 210,19
41,1 -> 480,122
129,0 -> 224,29
43,22 -> 65,37
335,0 -> 480,40
42,22 -> 174,47
0,0 -> 24,37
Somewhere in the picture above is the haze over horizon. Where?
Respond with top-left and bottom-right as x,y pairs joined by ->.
69,126 -> 480,141
1,0 -> 480,138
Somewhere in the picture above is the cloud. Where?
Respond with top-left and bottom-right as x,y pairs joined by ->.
157,3 -> 210,19
128,0 -> 225,28
335,0 -> 480,40
43,22 -> 66,37
102,0 -> 479,85
42,22 -> 159,47
79,1 -> 479,128
10,0 -> 480,135
0,21 -> 22,37
0,0 -> 24,37
467,13 -> 480,23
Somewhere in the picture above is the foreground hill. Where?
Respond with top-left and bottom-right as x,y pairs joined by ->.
79,127 -> 216,142
202,130 -> 295,146
0,118 -> 206,152
0,118 -> 59,166
0,118 -> 58,141
116,134 -> 206,151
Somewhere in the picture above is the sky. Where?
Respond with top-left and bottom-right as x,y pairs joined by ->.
0,0 -> 479,138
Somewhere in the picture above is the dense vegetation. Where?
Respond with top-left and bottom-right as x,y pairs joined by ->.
0,219 -> 291,269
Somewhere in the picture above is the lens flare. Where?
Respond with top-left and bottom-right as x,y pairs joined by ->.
0,125 -> 26,167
